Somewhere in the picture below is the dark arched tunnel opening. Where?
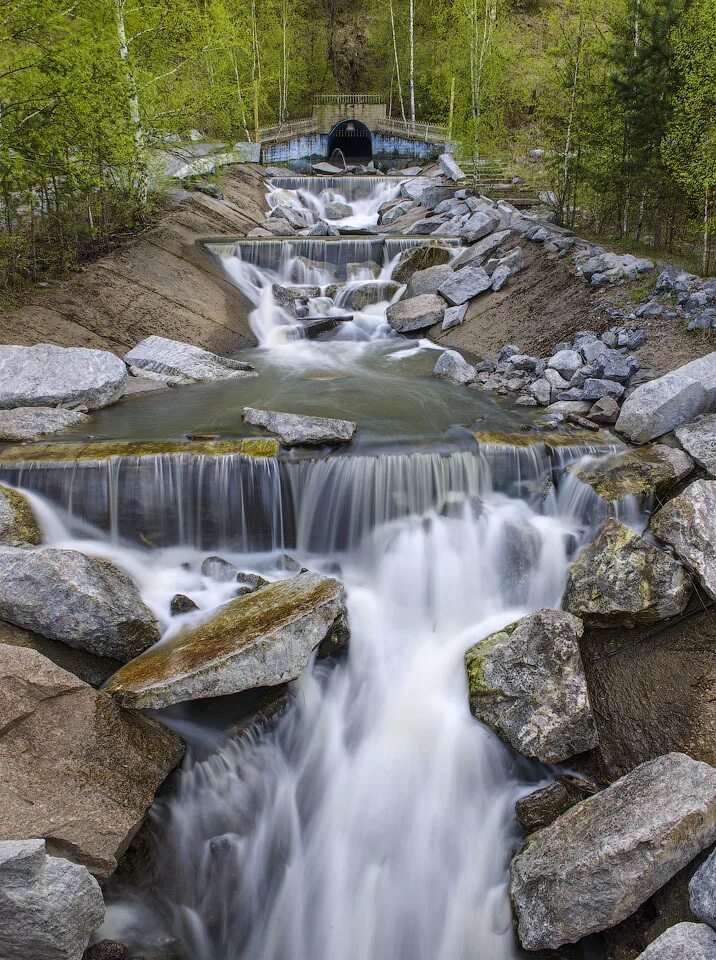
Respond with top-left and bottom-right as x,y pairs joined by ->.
327,119 -> 373,164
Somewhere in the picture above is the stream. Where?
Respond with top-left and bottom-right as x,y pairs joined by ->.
8,174 -> 614,959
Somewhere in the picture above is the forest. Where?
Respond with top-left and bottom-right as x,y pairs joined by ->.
1,0 -> 715,290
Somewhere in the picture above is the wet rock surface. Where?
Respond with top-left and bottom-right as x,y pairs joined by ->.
0,838 -> 105,960
564,519 -> 692,627
105,572 -> 349,708
0,406 -> 90,441
465,609 -> 597,763
0,344 -> 127,410
0,483 -> 41,546
0,546 -> 160,661
243,407 -> 356,445
0,645 -> 184,878
650,480 -> 716,599
676,414 -> 716,477
125,335 -> 256,383
510,753 -> 716,950
386,293 -> 446,332
568,444 -> 693,504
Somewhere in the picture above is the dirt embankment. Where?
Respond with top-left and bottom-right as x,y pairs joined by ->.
0,165 -> 268,356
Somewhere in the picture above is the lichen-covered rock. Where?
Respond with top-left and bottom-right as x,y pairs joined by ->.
636,922 -> 716,959
0,437 -> 278,464
0,646 -> 184,878
568,445 -> 694,505
438,263 -> 492,306
650,480 -> 716,599
386,293 -> 446,332
564,519 -> 692,626
0,344 -> 127,411
690,849 -> 716,929
510,753 -> 716,950
616,352 -> 716,443
0,484 -> 41,546
336,281 -> 400,311
124,335 -> 256,383
0,546 -> 160,661
243,407 -> 356,445
105,572 -> 348,708
0,839 -> 105,960
0,406 -> 89,441
433,350 -> 476,384
676,414 -> 716,478
391,244 -> 453,284
464,609 -> 597,763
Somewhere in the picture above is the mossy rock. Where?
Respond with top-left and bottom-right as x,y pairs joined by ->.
568,443 -> 693,504
392,244 -> 453,284
0,437 -> 279,464
473,428 -> 613,450
0,483 -> 41,545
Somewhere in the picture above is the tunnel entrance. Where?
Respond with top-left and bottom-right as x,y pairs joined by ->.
327,119 -> 373,164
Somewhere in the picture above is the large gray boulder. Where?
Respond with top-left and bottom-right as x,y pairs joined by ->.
690,849 -> 716,929
548,349 -> 582,380
462,210 -> 501,243
243,407 -> 356,445
336,281 -> 400,311
650,480 -> 716,599
510,753 -> 716,950
464,610 -> 597,763
450,229 -> 512,270
124,335 -> 256,383
105,572 -> 348,708
433,350 -> 476,384
676,414 -> 716,477
386,294 -> 445,332
438,263 -> 492,306
381,200 -> 415,225
0,406 -> 89,441
399,177 -> 434,202
0,839 -> 105,960
0,344 -> 127,411
391,244 -> 453,284
0,646 -> 184,878
636,923 -> 716,959
0,484 -> 41,546
404,264 -> 454,299
564,519 -> 692,626
616,353 -> 716,443
567,444 -> 694,506
0,546 -> 160,661
438,153 -> 466,181
323,200 -> 352,220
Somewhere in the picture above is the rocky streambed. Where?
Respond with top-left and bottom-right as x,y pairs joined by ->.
0,157 -> 716,960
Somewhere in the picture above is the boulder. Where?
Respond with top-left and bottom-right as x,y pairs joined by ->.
323,200 -> 352,220
690,849 -> 716,929
0,619 -> 121,688
0,839 -> 105,960
462,210 -> 501,243
381,200 -> 414,225
0,407 -> 89,441
105,572 -> 348,708
464,609 -> 597,763
510,753 -> 716,950
589,396 -> 620,424
516,780 -> 589,834
548,349 -> 583,380
268,205 -> 309,229
0,484 -> 41,546
650,480 -> 716,599
406,217 -> 444,235
564,519 -> 692,627
616,353 -> 716,443
441,303 -> 468,331
0,344 -> 127,411
124,335 -> 256,383
438,153 -> 466,181
399,177 -> 434,202
201,555 -> 238,581
0,546 -> 160,661
404,264 -> 454,299
419,186 -> 456,210
581,377 -> 625,401
386,294 -> 446,332
450,229 -> 512,270
336,281 -> 400,311
438,263 -> 492,306
0,646 -> 184,878
391,244 -> 453,284
170,593 -> 199,615
636,922 -> 716,958
433,350 -> 476,384
243,407 -> 356,445
676,414 -> 716,477
567,444 -> 694,505
530,379 -> 552,405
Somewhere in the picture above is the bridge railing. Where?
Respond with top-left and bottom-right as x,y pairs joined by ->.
314,94 -> 383,104
377,117 -> 450,143
257,118 -> 320,142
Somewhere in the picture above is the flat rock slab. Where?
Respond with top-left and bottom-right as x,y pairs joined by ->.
105,572 -> 348,708
0,646 -> 184,878
0,546 -> 160,661
510,753 -> 716,950
386,294 -> 445,332
0,406 -> 89,441
616,352 -> 716,443
650,480 -> 716,599
0,344 -> 127,411
438,263 -> 492,306
0,838 -> 105,960
636,922 -> 716,959
0,484 -> 41,546
0,437 -> 279,465
465,609 -> 597,763
243,407 -> 356,446
676,414 -> 716,477
564,518 -> 692,626
568,444 -> 693,504
125,335 -> 256,383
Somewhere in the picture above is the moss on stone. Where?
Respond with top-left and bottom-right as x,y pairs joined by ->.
0,437 -> 279,464
0,483 -> 41,545
569,445 -> 686,503
474,429 -> 612,449
464,620 -> 518,709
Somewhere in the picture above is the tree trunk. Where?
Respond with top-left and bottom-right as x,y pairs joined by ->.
389,0 -> 407,122
409,0 -> 416,126
112,0 -> 147,207
704,188 -> 711,278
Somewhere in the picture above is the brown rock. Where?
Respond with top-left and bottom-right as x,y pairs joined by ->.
0,645 -> 184,878
0,619 -> 121,687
